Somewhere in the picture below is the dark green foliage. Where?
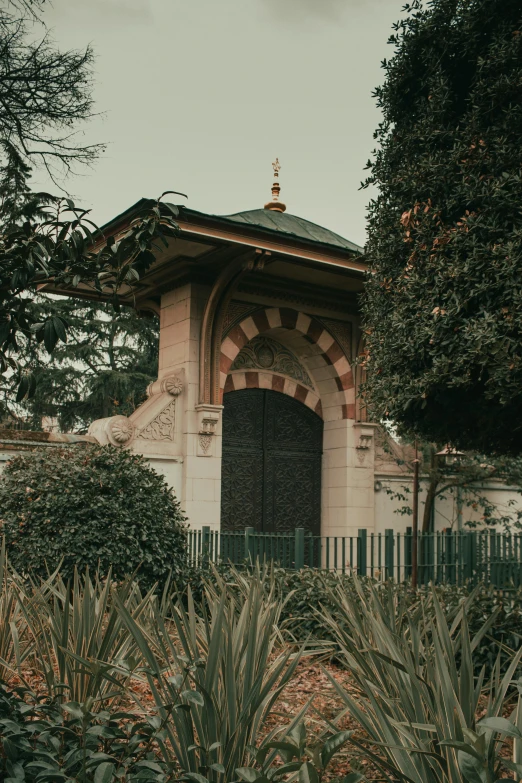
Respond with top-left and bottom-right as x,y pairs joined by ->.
0,683 -> 170,782
186,565 -> 522,674
0,0 -> 181,397
9,295 -> 159,433
238,720 -> 362,783
0,445 -> 186,587
362,0 -> 522,454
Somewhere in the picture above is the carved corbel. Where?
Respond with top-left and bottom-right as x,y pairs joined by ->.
146,372 -> 184,399
195,403 -> 223,457
88,415 -> 135,447
131,373 -> 183,443
353,423 -> 379,466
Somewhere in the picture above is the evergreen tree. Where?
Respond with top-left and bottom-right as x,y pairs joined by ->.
6,295 -> 159,432
362,0 -> 522,455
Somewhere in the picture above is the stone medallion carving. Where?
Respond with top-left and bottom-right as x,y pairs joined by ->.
231,336 -> 314,389
107,416 -> 134,445
164,375 -> 183,396
136,399 -> 176,441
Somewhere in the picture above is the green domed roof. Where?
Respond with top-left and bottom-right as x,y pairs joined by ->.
219,209 -> 362,254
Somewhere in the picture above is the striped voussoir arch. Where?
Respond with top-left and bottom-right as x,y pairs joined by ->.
219,307 -> 355,419
224,371 -> 323,417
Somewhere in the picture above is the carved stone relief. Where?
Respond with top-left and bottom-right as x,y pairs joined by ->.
195,403 -> 222,457
107,416 -> 135,446
221,301 -> 261,338
354,424 -> 377,468
89,373 -> 184,448
136,399 -> 177,441
198,433 -> 213,456
134,374 -> 184,443
318,318 -> 353,361
231,335 -> 314,389
146,373 -> 184,399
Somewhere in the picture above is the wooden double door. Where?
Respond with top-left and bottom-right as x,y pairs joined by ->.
220,388 -> 323,534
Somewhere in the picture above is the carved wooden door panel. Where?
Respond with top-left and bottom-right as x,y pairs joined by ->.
221,389 -> 323,534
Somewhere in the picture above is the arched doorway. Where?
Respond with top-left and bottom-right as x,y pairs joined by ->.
221,388 -> 323,533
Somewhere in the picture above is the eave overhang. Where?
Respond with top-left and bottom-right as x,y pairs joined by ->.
44,199 -> 367,308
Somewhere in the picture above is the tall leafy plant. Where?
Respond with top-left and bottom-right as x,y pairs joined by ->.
117,572 -> 304,781
322,577 -> 522,783
0,540 -> 30,682
19,569 -> 155,706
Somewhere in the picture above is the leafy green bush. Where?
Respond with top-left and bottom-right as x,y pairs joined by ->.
0,445 -> 186,587
0,683 -> 170,782
238,719 -> 363,783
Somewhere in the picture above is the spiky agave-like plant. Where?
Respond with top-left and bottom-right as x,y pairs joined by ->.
322,577 -> 522,783
116,570 -> 305,782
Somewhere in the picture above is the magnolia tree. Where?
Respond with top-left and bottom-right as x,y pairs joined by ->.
362,0 -> 522,455
0,0 -> 182,400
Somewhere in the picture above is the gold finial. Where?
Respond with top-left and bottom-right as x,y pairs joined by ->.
264,158 -> 286,212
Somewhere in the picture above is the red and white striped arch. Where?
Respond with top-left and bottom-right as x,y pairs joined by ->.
224,370 -> 322,417
219,307 -> 355,420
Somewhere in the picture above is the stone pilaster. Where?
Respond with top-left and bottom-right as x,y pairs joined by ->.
158,283 -> 222,530
322,420 -> 378,539
88,282 -> 224,531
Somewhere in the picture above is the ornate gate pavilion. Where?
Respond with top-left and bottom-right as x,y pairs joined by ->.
80,166 -> 377,537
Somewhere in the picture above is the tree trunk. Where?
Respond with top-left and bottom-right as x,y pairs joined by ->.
422,475 -> 439,533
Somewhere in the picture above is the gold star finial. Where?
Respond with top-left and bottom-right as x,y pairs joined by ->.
264,158 -> 286,213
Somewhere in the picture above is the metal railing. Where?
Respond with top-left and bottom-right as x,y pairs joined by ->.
187,526 -> 522,587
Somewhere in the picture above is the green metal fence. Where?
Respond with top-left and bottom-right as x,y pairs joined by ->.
187,526 -> 522,587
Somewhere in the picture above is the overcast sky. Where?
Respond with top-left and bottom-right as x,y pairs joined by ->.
36,0 -> 406,247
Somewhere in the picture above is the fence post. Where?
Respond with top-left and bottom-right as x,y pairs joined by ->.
445,528 -> 455,584
202,525 -> 211,566
244,526 -> 255,565
358,529 -> 367,576
463,531 -> 476,583
405,526 -> 412,580
490,529 -> 498,587
385,529 -> 394,580
295,528 -> 305,570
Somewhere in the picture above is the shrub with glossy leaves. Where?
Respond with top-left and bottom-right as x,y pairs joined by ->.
0,445 -> 186,587
0,683 -> 170,783
362,0 -> 522,454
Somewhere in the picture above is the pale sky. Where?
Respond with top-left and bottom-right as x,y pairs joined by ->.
36,0 -> 406,248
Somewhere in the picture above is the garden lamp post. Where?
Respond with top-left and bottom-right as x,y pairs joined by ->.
412,442 -> 420,590
436,447 -> 464,532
